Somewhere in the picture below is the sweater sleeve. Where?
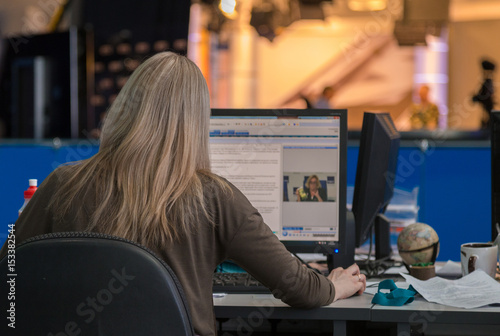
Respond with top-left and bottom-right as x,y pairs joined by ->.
219,184 -> 335,308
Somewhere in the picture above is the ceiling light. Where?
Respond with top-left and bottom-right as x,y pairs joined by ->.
220,0 -> 237,18
348,0 -> 387,11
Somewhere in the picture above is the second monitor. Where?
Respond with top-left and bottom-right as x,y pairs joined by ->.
352,112 -> 401,261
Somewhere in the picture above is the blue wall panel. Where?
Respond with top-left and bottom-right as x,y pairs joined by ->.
423,147 -> 491,261
0,142 -> 491,262
0,143 -> 99,244
344,144 -> 490,261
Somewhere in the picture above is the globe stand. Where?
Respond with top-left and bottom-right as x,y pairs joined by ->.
409,264 -> 436,280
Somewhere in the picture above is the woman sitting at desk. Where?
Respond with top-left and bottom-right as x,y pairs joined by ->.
296,174 -> 327,202
0,52 -> 365,336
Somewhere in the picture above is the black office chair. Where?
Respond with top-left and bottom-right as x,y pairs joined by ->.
0,231 -> 195,336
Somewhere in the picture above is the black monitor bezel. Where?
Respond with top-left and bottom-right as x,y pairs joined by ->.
351,112 -> 401,249
210,108 -> 348,256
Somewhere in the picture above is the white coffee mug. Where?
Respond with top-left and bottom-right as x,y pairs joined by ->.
460,243 -> 498,278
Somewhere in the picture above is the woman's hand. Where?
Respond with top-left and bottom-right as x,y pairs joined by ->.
327,263 -> 366,301
310,189 -> 323,202
295,188 -> 302,202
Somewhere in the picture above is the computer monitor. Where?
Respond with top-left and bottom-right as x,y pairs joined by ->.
351,112 -> 400,260
209,109 -> 353,270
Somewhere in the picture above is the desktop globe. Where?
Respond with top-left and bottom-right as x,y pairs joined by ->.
397,223 -> 440,266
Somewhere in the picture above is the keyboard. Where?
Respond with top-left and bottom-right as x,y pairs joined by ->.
212,272 -> 271,294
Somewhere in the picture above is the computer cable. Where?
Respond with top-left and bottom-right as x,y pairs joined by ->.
291,252 -> 323,274
361,258 -> 397,278
357,227 -> 398,278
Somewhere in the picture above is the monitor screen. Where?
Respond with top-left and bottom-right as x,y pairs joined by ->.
352,112 -> 400,252
209,109 -> 347,257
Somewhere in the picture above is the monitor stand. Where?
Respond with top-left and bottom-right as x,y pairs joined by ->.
374,213 -> 392,260
356,213 -> 394,276
326,211 -> 355,272
324,212 -> 392,273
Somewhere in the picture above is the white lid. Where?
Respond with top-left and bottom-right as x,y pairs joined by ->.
29,179 -> 38,187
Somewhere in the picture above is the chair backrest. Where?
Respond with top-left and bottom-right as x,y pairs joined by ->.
0,231 -> 195,336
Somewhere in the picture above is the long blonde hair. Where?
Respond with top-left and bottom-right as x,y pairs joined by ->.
53,52 -> 225,246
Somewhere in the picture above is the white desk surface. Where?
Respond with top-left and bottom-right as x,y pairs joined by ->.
213,261 -> 500,331
213,293 -> 373,321
371,296 -> 500,325
213,292 -> 372,308
213,288 -> 500,336
214,285 -> 500,325
369,262 -> 500,325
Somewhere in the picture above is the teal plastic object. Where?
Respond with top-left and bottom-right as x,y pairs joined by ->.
372,279 -> 418,306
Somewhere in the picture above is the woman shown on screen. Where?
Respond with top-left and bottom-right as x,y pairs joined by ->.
296,174 -> 327,202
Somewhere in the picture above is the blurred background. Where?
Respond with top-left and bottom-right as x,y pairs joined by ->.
0,0 -> 496,261
0,0 -> 498,135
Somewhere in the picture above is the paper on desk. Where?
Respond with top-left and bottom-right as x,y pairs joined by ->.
435,260 -> 462,278
400,270 -> 500,309
364,282 -> 381,295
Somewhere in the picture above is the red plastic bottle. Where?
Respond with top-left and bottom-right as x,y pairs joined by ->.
18,179 -> 38,216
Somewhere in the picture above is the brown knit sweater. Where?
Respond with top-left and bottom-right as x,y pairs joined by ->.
0,166 -> 335,335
